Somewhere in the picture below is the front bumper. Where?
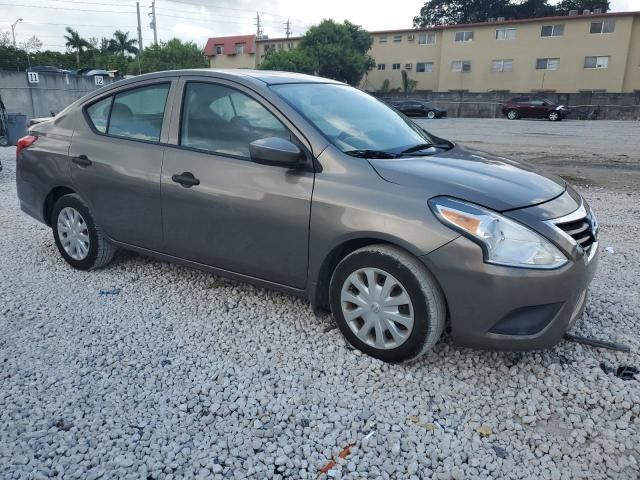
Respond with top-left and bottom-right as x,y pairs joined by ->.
421,236 -> 598,350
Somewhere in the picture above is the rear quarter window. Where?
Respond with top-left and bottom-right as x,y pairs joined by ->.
86,96 -> 112,133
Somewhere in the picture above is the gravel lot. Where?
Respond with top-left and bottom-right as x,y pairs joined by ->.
1,123 -> 639,480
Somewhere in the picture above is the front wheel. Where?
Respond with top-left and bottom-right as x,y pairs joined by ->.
426,110 -> 437,119
329,245 -> 446,363
548,111 -> 561,121
52,194 -> 116,270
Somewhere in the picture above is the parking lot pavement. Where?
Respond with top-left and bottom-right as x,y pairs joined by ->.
1,140 -> 639,479
415,118 -> 640,191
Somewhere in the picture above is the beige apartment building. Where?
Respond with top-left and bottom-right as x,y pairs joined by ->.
204,10 -> 640,93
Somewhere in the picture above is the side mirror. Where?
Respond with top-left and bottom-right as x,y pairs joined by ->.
249,137 -> 304,168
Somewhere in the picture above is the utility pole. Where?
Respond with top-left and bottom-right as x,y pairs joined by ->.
136,2 -> 144,51
149,1 -> 158,46
255,12 -> 263,39
285,19 -> 291,39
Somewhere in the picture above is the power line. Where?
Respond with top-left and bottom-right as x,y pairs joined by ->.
0,2 -> 136,13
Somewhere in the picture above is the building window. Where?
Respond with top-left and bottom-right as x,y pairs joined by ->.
584,56 -> 609,69
416,62 -> 434,73
451,60 -> 471,72
536,58 -> 560,70
495,28 -> 516,40
418,32 -> 436,45
377,63 -> 386,70
234,43 -> 245,54
540,24 -> 564,37
392,63 -> 401,70
491,59 -> 513,72
454,31 -> 474,42
393,35 -> 402,43
379,36 -> 387,43
590,20 -> 615,34
215,44 -> 224,55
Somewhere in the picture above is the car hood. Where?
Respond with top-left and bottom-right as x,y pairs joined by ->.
369,144 -> 566,212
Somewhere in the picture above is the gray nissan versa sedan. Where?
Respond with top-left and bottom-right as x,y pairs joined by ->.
15,69 -> 599,362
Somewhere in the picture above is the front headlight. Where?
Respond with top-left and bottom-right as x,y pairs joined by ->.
429,197 -> 567,269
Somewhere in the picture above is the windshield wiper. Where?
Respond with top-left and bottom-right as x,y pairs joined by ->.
344,149 -> 398,159
400,143 -> 434,154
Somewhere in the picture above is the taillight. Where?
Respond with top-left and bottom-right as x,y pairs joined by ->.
16,135 -> 38,159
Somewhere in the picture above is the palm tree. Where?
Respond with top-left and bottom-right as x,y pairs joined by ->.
108,30 -> 138,57
64,27 -> 91,65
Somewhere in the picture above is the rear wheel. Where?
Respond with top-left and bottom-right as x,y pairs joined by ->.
427,110 -> 437,119
548,111 -> 561,121
52,194 -> 116,270
507,109 -> 519,120
329,245 -> 446,363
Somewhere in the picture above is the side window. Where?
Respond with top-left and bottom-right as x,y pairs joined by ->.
108,84 -> 170,142
180,82 -> 290,158
86,96 -> 112,133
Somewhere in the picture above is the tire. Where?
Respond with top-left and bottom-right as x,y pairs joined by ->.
329,244 -> 446,363
506,109 -> 519,120
548,111 -> 561,121
51,194 -> 116,270
427,110 -> 436,119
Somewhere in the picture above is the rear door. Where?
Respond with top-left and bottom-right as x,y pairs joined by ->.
160,77 -> 314,288
69,80 -> 177,251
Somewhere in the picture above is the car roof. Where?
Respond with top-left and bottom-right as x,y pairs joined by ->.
101,69 -> 344,87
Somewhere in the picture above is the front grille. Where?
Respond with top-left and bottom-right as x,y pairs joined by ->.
555,216 -> 596,254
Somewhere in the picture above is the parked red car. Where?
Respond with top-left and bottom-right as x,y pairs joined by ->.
501,96 -> 568,121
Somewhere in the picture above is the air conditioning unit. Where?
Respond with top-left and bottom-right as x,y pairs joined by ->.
405,63 -> 413,70
569,9 -> 578,15
593,8 -> 602,14
497,16 -> 505,21
583,9 -> 590,15
407,34 -> 415,41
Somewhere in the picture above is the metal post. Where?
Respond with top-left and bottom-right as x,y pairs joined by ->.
136,2 -> 144,51
152,1 -> 158,46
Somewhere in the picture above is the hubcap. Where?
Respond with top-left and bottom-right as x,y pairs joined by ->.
428,111 -> 435,119
508,111 -> 517,119
340,268 -> 414,350
550,112 -> 558,120
57,207 -> 90,261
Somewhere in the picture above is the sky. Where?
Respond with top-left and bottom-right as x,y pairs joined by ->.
1,0 -> 638,52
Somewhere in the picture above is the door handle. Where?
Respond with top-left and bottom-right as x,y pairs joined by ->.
72,155 -> 92,167
171,172 -> 200,188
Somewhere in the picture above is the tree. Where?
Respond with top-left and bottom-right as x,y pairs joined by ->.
298,19 -> 375,85
20,35 -> 42,52
412,0 -> 609,26
139,38 -> 207,73
414,0 -> 513,27
108,30 -> 138,57
259,47 -> 317,74
64,27 -> 91,65
555,0 -> 610,13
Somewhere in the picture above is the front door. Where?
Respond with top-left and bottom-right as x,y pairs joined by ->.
69,81 -> 175,251
160,79 -> 314,288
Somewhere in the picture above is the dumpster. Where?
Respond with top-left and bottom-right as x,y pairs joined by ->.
7,113 -> 27,146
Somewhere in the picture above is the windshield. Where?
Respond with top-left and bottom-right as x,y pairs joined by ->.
271,83 -> 434,154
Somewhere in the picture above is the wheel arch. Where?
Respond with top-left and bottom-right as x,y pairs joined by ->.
310,234 -> 447,312
43,186 -> 76,226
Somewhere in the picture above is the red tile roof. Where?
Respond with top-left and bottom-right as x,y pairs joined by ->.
203,34 -> 255,56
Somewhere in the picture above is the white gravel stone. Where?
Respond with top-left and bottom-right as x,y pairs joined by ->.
1,145 -> 639,480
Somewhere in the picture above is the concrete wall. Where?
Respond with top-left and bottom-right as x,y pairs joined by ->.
0,71 -> 116,120
373,91 -> 640,120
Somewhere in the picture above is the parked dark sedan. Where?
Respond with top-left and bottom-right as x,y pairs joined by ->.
16,70 -> 598,362
501,96 -> 568,121
392,100 -> 447,119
